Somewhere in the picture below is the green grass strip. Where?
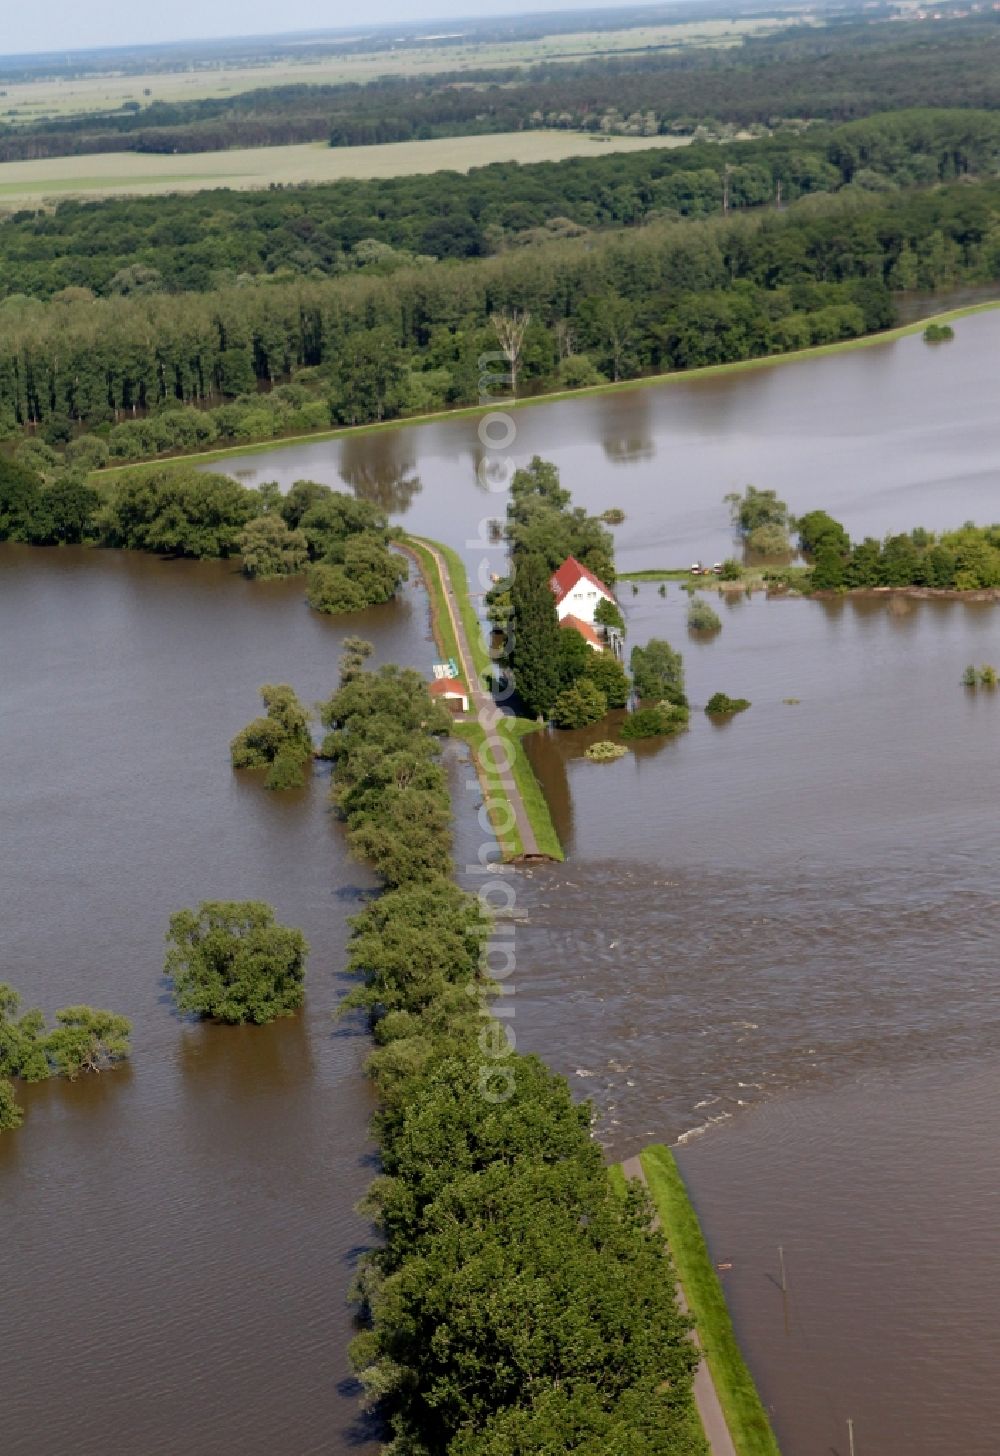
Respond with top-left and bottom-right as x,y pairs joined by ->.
401,537 -> 465,685
452,719 -> 525,861
415,534 -> 494,682
640,1144 -> 781,1456
503,717 -> 564,862
404,533 -> 563,861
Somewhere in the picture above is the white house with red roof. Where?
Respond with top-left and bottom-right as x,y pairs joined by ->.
550,556 -> 616,628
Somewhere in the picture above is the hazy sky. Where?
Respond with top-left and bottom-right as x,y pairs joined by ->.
4,1 -> 629,56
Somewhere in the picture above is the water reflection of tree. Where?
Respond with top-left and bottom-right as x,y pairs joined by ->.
178,1011 -> 316,1103
338,433 -> 422,516
598,391 -> 655,466
470,446 -> 514,496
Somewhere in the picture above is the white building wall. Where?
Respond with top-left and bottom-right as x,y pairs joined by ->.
554,580 -> 611,625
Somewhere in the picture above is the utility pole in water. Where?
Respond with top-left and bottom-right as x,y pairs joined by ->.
848,1418 -> 856,1456
778,1245 -> 787,1293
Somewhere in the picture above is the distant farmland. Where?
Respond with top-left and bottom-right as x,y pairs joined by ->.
0,17 -> 789,124
0,130 -> 692,204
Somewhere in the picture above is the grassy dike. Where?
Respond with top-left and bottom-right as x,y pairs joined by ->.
640,1145 -> 781,1456
401,533 -> 564,863
91,297 -> 1000,481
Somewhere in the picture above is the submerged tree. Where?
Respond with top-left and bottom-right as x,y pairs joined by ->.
0,1078 -> 22,1132
630,639 -> 686,706
551,678 -> 608,729
44,1007 -> 133,1079
725,485 -> 791,537
230,684 -> 313,790
165,900 -> 309,1024
239,514 -> 309,579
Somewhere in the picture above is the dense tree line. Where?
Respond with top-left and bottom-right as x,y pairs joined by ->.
1,108 -> 998,298
804,513 -> 1000,592
321,653 -> 705,1453
0,459 -> 406,613
7,160 -> 1000,439
3,17 -> 1000,162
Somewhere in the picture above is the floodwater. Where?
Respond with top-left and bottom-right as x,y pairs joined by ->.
508,590 -> 1000,1453
217,303 -> 1000,588
3,310 -> 1000,1455
0,546 -> 445,1456
214,310 -> 1000,1456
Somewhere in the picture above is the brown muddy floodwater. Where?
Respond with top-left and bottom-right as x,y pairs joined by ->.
0,546 -> 448,1456
3,311 -> 1000,1456
217,310 -> 1000,1456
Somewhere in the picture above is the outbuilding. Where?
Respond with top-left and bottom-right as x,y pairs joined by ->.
428,676 -> 470,714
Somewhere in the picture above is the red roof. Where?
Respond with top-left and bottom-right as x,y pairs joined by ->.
429,677 -> 468,698
559,615 -> 604,650
549,555 -> 613,605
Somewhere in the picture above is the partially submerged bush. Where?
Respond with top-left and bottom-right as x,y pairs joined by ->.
165,900 -> 308,1024
552,679 -> 608,729
585,740 -> 627,761
705,692 -> 751,715
239,513 -> 309,578
619,703 -> 688,739
747,522 -> 791,556
687,598 -> 722,632
1,982 -> 132,1132
924,322 -> 955,343
230,684 -> 313,789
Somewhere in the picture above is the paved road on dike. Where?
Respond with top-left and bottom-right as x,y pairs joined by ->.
404,538 -> 542,861
621,1155 -> 739,1456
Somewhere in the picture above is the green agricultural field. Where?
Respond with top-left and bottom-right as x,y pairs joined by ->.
0,130 -> 692,203
0,17 -> 793,124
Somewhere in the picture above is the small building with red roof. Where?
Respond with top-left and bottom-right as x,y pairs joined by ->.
550,556 -> 615,627
559,615 -> 604,652
428,676 -> 470,713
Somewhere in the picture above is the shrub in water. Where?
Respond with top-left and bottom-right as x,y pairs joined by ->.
552,679 -> 608,729
585,740 -> 627,762
705,692 -> 751,715
687,598 -> 722,632
619,705 -> 687,740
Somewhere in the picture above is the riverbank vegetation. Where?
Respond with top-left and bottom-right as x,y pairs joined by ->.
0,983 -> 132,1132
805,514 -> 1000,592
323,654 -> 707,1452
640,1146 -> 781,1456
165,901 -> 309,1024
0,459 -> 407,613
230,684 -> 314,789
